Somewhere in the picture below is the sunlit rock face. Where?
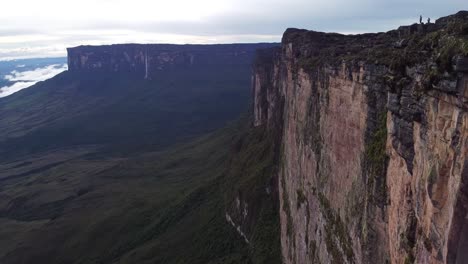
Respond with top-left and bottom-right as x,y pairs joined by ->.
67,43 -> 277,79
253,11 -> 468,264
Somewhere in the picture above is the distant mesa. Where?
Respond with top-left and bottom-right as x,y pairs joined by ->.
67,43 -> 279,79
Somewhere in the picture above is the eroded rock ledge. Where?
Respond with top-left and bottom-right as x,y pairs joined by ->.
253,11 -> 468,264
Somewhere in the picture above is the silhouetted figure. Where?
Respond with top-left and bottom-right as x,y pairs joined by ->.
427,17 -> 431,24
420,15 -> 422,24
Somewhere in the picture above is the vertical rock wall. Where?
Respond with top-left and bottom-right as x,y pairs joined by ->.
67,43 -> 279,79
253,11 -> 468,264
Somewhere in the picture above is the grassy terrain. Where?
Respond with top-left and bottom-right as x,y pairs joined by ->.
0,65 -> 252,161
224,125 -> 282,264
0,117 -> 280,264
0,44 -> 281,263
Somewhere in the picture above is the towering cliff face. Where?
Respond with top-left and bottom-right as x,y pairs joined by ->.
253,11 -> 468,264
67,43 -> 276,79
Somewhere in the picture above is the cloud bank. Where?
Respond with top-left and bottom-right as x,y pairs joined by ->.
0,64 -> 67,97
0,81 -> 37,97
0,0 -> 466,60
5,64 -> 68,82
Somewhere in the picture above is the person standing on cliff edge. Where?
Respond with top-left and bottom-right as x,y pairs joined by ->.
420,15 -> 423,24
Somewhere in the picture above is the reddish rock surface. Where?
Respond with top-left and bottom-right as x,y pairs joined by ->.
253,11 -> 468,264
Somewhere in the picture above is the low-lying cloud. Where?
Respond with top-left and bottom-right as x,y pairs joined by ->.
0,63 -> 67,97
0,81 -> 36,97
5,64 -> 68,82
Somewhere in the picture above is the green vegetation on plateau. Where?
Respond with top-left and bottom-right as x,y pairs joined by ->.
0,117 -> 280,264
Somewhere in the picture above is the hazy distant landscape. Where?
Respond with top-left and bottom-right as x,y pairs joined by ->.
1,1 -> 467,264
0,58 -> 67,97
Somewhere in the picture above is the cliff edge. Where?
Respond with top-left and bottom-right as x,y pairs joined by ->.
67,43 -> 278,79
253,11 -> 468,264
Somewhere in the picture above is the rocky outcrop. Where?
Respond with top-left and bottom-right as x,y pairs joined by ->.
253,11 -> 468,264
67,43 -> 278,79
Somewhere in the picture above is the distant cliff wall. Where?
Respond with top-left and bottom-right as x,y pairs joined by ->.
67,43 -> 278,79
254,11 -> 468,264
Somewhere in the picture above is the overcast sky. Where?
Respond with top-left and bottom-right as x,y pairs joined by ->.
0,0 -> 466,60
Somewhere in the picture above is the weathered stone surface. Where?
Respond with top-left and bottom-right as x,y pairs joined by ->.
253,47 -> 282,127
253,11 -> 468,264
67,43 -> 278,79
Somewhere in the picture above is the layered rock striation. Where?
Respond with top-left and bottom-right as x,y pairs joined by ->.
253,11 -> 468,264
67,43 -> 277,79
